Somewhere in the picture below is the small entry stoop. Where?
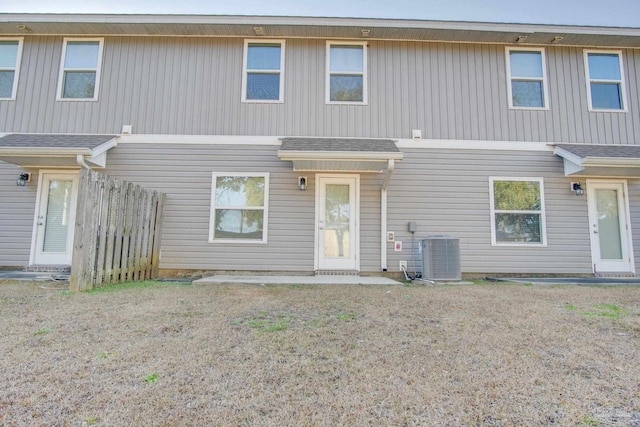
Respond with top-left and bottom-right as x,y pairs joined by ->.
315,270 -> 359,277
24,265 -> 71,273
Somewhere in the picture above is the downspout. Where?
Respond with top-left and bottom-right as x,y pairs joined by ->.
381,159 -> 394,271
76,154 -> 92,170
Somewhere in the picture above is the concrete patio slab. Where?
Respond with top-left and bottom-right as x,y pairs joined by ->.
193,275 -> 402,286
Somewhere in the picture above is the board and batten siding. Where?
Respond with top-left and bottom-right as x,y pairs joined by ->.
386,148 -> 595,274
2,36 -> 640,144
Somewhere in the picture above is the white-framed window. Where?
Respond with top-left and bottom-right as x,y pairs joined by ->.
242,40 -> 285,102
57,38 -> 104,101
0,38 -> 23,100
489,177 -> 547,246
505,47 -> 549,109
209,173 -> 269,243
584,50 -> 627,112
326,41 -> 367,104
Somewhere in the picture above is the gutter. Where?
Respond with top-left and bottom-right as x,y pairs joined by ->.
76,154 -> 92,170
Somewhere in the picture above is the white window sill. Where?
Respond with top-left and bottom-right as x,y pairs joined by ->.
208,239 -> 268,244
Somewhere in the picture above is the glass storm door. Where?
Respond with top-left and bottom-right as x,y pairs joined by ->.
587,181 -> 633,273
317,175 -> 359,271
33,173 -> 79,265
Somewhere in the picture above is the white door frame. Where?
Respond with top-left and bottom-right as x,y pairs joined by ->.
314,174 -> 360,271
29,170 -> 80,265
586,179 -> 635,274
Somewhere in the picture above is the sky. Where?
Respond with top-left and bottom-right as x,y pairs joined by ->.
1,0 -> 640,28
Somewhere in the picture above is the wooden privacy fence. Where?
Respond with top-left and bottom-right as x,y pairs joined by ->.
70,169 -> 166,291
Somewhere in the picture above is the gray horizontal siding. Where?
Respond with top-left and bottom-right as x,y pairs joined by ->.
386,148 -> 594,274
101,144 -> 596,274
0,165 -> 38,267
1,36 -> 640,144
1,144 -> 639,275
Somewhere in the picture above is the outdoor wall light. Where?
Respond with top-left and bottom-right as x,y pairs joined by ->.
571,182 -> 584,196
298,176 -> 307,191
16,173 -> 30,187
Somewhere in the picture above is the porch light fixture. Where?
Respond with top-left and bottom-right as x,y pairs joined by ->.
571,182 -> 584,196
551,36 -> 564,44
298,176 -> 307,191
16,173 -> 30,186
253,26 -> 264,36
516,35 -> 528,43
361,29 -> 371,37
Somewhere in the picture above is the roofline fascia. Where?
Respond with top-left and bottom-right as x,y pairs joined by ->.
277,150 -> 404,161
2,13 -> 639,37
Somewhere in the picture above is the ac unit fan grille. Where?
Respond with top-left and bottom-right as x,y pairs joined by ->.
421,236 -> 461,280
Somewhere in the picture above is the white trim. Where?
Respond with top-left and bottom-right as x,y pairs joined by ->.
30,170 -> 80,265
505,46 -> 549,110
489,177 -> 547,247
314,173 -> 360,271
241,39 -> 285,103
381,188 -> 388,271
583,49 -> 628,113
208,172 -> 269,244
56,37 -> 104,101
326,41 -> 368,105
586,179 -> 635,273
118,134 -> 283,145
116,135 -> 554,151
397,139 -> 553,151
0,37 -> 23,100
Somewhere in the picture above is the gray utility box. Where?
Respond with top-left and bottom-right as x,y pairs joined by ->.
421,235 -> 461,281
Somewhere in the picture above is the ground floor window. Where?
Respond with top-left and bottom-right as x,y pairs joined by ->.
209,173 -> 269,243
489,177 -> 546,245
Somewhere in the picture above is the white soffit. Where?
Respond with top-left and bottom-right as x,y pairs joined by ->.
554,144 -> 640,177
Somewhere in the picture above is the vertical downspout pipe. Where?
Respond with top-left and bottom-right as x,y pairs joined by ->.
76,154 -> 92,170
381,159 -> 394,271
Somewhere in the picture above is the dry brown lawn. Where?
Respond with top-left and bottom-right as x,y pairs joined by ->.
0,279 -> 639,426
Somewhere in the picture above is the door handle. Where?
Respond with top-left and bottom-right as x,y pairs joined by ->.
38,222 -> 44,226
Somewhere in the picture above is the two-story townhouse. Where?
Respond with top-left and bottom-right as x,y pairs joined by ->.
1,14 -> 640,278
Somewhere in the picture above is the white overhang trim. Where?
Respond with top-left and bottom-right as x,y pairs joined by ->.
554,146 -> 640,176
277,150 -> 404,162
0,135 -> 118,168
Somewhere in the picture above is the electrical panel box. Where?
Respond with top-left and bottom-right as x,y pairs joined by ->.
407,222 -> 417,233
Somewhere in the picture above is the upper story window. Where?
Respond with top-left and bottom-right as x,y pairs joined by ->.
0,38 -> 23,100
242,40 -> 285,102
57,38 -> 104,101
326,41 -> 367,104
505,47 -> 548,109
584,50 -> 627,112
209,173 -> 269,243
489,177 -> 546,246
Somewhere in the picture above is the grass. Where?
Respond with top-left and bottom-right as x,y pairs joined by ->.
86,279 -> 171,293
144,373 -> 159,383
565,302 -> 628,319
1,280 -> 639,425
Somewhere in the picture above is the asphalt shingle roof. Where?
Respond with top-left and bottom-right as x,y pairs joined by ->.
280,137 -> 399,153
0,134 -> 117,149
555,144 -> 640,159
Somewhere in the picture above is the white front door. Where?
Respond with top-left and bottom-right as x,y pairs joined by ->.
32,172 -> 79,265
587,180 -> 634,273
316,174 -> 359,271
